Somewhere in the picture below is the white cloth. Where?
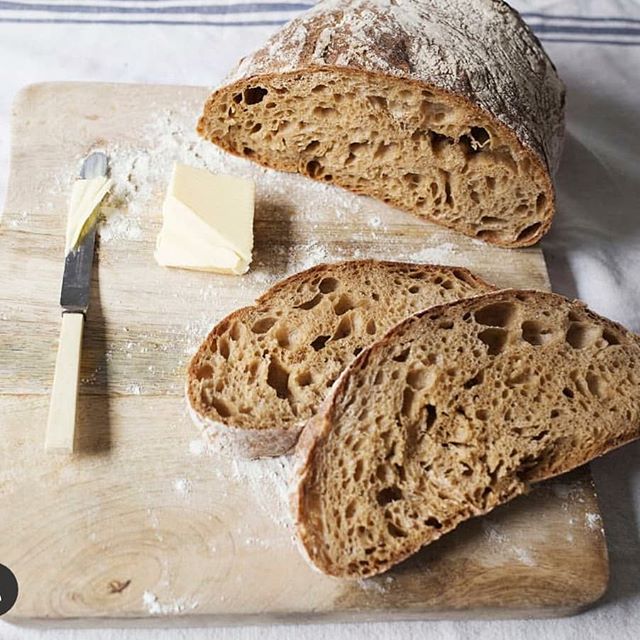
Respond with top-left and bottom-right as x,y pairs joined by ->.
1,1 -> 639,638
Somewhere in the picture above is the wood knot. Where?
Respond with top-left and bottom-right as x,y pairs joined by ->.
108,579 -> 131,594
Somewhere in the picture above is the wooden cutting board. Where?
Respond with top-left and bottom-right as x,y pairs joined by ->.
0,83 -> 608,624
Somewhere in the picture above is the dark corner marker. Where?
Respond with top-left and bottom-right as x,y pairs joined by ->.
0,564 -> 18,615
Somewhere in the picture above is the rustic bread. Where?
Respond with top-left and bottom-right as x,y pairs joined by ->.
187,260 -> 492,458
294,290 -> 640,578
198,0 -> 565,247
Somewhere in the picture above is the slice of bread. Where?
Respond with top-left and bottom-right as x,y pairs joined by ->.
198,0 -> 564,246
294,290 -> 640,578
187,260 -> 492,458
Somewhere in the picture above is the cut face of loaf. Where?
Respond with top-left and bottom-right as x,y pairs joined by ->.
198,0 -> 565,246
187,261 -> 492,458
294,291 -> 640,578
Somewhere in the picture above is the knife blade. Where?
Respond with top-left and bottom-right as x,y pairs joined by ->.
59,151 -> 108,313
46,151 -> 109,453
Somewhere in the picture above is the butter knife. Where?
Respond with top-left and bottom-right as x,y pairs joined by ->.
45,152 -> 108,453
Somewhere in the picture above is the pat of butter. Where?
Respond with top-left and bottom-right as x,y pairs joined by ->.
155,164 -> 254,275
65,176 -> 113,253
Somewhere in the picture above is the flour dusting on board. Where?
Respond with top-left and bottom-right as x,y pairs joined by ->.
357,575 -> 395,594
142,590 -> 198,615
189,438 -> 206,456
191,428 -> 294,531
173,477 -> 193,498
99,208 -> 143,243
481,520 -> 537,567
230,455 -> 294,530
585,511 -> 604,533
552,480 -> 587,508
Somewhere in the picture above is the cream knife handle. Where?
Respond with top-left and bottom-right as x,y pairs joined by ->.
46,312 -> 84,453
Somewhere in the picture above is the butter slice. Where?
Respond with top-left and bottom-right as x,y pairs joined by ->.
65,176 -> 113,253
155,164 -> 254,275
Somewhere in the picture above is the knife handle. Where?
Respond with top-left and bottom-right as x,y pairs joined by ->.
45,312 -> 85,453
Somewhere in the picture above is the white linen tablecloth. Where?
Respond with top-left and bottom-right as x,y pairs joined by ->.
1,1 -> 639,638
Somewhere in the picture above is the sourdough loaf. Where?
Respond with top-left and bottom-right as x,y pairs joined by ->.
187,260 -> 492,458
294,290 -> 640,578
198,0 -> 565,246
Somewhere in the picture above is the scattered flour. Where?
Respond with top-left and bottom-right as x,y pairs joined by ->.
229,454 -> 294,529
552,481 -> 587,508
7,210 -> 29,228
585,512 -> 604,532
99,209 -> 143,243
173,477 -> 193,497
243,536 -> 273,550
197,424 -> 294,530
188,438 -> 206,456
142,591 -> 198,615
357,575 -> 394,594
410,241 -> 458,264
512,547 -> 536,567
289,240 -> 330,271
483,521 -> 507,545
482,520 -> 537,567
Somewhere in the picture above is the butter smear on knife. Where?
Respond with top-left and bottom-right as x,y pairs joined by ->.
155,163 -> 254,275
65,176 -> 113,252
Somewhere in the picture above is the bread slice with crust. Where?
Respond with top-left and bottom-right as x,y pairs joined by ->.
187,260 -> 493,458
294,290 -> 640,578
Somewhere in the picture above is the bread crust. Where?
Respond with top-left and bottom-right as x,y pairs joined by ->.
293,290 -> 640,577
186,260 -> 493,458
199,0 -> 565,246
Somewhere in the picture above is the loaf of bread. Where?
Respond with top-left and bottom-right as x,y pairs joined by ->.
198,0 -> 565,247
294,290 -> 640,578
187,260 -> 492,458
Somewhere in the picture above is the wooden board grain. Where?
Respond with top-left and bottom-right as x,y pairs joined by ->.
0,82 -> 608,623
